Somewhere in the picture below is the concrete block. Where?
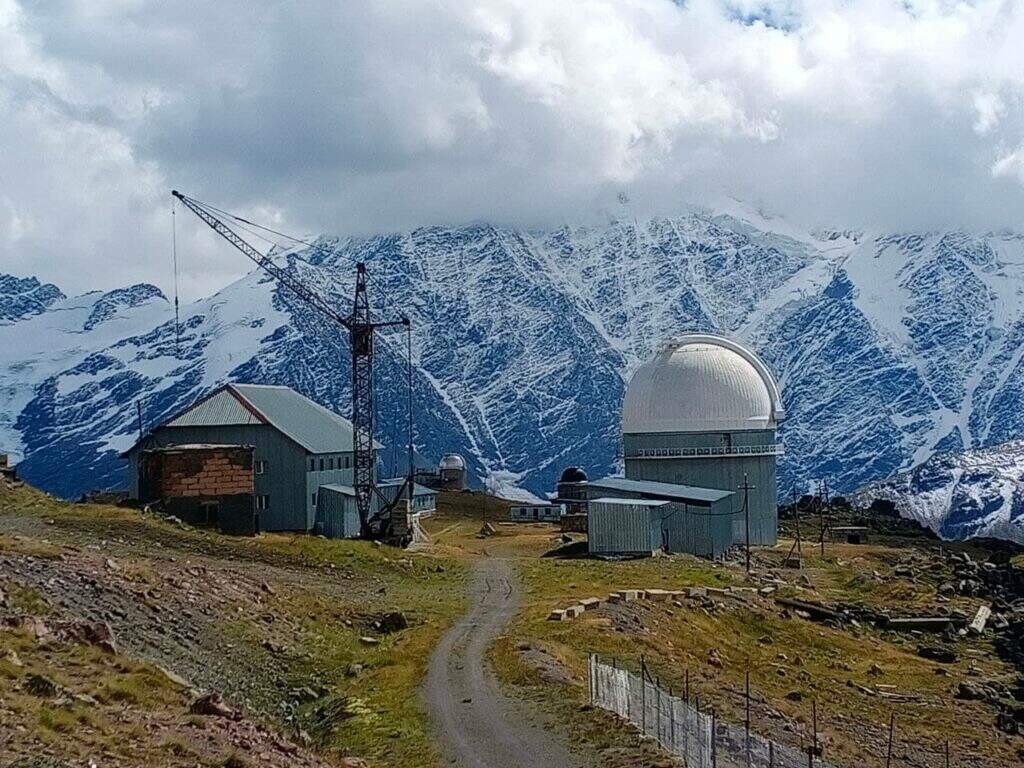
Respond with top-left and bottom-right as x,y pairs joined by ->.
547,609 -> 568,621
579,597 -> 602,610
687,587 -> 708,598
969,605 -> 991,634
619,590 -> 640,602
645,589 -> 671,601
564,605 -> 585,618
607,592 -> 624,603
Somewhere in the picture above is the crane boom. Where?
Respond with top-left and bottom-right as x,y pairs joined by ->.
170,190 -> 411,541
171,191 -> 350,328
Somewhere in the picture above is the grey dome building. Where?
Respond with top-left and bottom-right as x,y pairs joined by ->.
621,334 -> 784,546
437,453 -> 467,490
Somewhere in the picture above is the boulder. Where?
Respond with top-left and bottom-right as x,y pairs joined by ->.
189,691 -> 237,718
379,611 -> 409,633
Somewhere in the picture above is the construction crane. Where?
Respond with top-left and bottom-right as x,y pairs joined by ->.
171,190 -> 413,542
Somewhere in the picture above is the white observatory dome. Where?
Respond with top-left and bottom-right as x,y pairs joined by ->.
438,453 -> 466,471
622,334 -> 784,434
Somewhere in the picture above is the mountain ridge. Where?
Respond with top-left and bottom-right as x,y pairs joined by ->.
3,206 -> 1024,540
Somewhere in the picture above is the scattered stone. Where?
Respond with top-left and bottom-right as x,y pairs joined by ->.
346,663 -> 365,677
917,645 -> 958,664
359,636 -> 380,645
189,691 -> 237,718
379,611 -> 408,633
260,581 -> 276,596
24,673 -> 58,698
785,690 -> 805,702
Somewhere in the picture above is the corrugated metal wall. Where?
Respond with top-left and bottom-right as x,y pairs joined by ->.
659,500 -> 733,557
588,501 -> 661,555
624,429 -> 778,546
315,487 -> 361,539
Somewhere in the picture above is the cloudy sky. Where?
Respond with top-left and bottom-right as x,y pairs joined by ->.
2,0 -> 1023,299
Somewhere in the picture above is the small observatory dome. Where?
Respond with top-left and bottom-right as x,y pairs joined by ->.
438,454 -> 466,471
622,334 -> 784,434
559,466 -> 588,484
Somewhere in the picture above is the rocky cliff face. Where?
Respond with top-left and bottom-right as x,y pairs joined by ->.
3,203 -> 1024,540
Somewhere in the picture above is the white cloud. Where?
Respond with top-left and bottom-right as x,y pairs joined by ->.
2,0 -> 1024,299
992,145 -> 1024,184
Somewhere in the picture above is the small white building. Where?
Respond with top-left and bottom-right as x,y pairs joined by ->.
509,502 -> 565,523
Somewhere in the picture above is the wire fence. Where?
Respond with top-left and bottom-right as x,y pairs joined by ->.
589,654 -> 842,768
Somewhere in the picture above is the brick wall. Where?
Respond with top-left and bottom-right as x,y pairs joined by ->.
145,447 -> 254,498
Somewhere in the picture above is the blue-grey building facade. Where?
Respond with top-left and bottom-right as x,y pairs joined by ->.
125,383 -> 371,532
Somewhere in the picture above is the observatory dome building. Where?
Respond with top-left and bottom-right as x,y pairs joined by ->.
437,453 -> 467,490
622,334 -> 784,546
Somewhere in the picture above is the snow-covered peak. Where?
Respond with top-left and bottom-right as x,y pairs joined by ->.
856,440 -> 1024,544
0,274 -> 65,324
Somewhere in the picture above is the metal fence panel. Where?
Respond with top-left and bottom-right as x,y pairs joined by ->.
590,655 -> 839,768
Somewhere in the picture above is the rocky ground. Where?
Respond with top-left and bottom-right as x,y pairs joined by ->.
0,479 -> 465,768
425,508 -> 1024,768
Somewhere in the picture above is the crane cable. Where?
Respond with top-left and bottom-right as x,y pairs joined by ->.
171,198 -> 181,355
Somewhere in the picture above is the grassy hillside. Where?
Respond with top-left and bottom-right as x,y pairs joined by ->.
0,480 -> 467,767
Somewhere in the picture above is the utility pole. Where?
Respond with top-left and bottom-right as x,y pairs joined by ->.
818,477 -> 832,556
739,474 -> 756,573
136,400 -> 144,444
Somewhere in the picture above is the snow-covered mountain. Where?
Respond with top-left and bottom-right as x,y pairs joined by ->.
855,440 -> 1024,544
3,203 -> 1024,541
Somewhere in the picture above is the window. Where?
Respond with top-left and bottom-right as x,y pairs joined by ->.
319,458 -> 325,471
254,460 -> 266,475
344,455 -> 351,468
255,495 -> 269,511
312,493 -> 318,507
329,457 -> 336,470
309,458 -> 315,471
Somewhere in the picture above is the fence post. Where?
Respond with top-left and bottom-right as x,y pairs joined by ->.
685,667 -> 690,703
588,654 -> 594,706
945,739 -> 950,768
745,661 -> 752,768
669,686 -> 675,754
885,713 -> 895,768
641,660 -> 647,737
769,740 -> 775,768
711,708 -> 717,768
811,698 -> 818,767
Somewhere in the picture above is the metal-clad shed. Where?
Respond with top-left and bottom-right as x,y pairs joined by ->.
314,485 -> 361,539
660,503 -> 733,557
588,498 -> 668,556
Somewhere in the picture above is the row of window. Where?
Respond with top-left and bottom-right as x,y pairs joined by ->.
309,455 -> 352,472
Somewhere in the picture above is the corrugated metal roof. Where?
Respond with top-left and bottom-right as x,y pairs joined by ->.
319,483 -> 356,496
587,476 -> 734,503
377,478 -> 436,496
590,496 -> 669,507
231,384 -> 361,454
145,443 -> 250,453
166,389 -> 262,427
164,383 -> 373,454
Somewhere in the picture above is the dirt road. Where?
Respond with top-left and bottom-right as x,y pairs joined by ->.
423,557 -> 587,768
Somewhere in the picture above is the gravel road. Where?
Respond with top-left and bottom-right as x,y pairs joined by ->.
423,557 -> 587,768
